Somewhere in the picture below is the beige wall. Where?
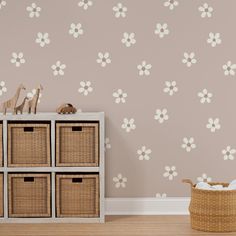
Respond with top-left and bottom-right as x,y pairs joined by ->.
0,0 -> 236,197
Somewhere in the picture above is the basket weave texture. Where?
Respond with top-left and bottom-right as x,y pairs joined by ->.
0,124 -> 2,167
8,173 -> 51,217
8,123 -> 51,167
0,174 -> 3,217
56,174 -> 99,217
56,123 -> 99,166
183,179 -> 236,232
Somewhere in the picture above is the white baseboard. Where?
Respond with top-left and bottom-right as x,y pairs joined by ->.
105,197 -> 190,215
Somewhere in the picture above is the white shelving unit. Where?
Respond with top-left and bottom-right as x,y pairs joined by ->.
0,112 -> 105,223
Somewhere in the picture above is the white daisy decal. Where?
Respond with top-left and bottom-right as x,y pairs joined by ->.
198,3 -> 213,18
0,0 -> 6,10
26,3 -> 41,18
181,137 -> 196,152
35,32 -> 50,47
197,173 -> 212,182
182,52 -> 197,67
206,118 -> 221,132
163,166 -> 178,181
113,173 -> 127,188
51,61 -> 66,76
96,52 -> 111,67
137,146 -> 152,160
113,3 -> 127,18
137,61 -> 152,76
222,146 -> 236,161
154,109 -> 169,123
223,61 -> 236,76
105,137 -> 111,150
78,81 -> 93,96
121,32 -> 136,47
78,0 -> 93,10
27,89 -> 42,103
207,32 -> 221,47
198,89 -> 212,104
0,81 -> 7,96
69,23 -> 83,38
163,81 -> 178,96
154,23 -> 169,38
121,118 -> 136,132
156,193 -> 167,198
113,89 -> 127,104
164,0 -> 178,10
10,52 -> 25,67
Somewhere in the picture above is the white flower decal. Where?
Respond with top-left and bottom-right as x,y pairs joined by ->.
0,81 -> 7,96
113,89 -> 127,104
163,81 -> 178,96
113,173 -> 127,188
154,23 -> 169,38
105,137 -> 111,150
164,0 -> 178,10
137,61 -> 152,76
26,3 -> 41,18
223,61 -> 236,76
27,89 -> 42,103
206,118 -> 221,132
181,137 -> 196,152
78,81 -> 93,96
207,33 -> 221,47
163,166 -> 178,181
78,0 -> 93,10
0,0 -> 6,9
35,32 -> 50,47
137,146 -> 152,160
96,52 -> 111,67
51,61 -> 66,76
11,52 -> 25,67
222,146 -> 236,161
121,32 -> 136,47
122,118 -> 136,132
182,52 -> 197,67
113,3 -> 127,18
197,173 -> 212,182
69,23 -> 83,38
198,3 -> 213,18
156,193 -> 167,198
198,89 -> 212,104
154,109 -> 169,123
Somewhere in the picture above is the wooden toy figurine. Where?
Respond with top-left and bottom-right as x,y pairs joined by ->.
56,103 -> 77,114
2,84 -> 26,115
14,97 -> 29,115
28,84 -> 43,114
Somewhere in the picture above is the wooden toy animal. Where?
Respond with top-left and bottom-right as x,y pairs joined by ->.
56,103 -> 77,114
28,84 -> 43,114
2,84 -> 26,115
14,97 -> 29,114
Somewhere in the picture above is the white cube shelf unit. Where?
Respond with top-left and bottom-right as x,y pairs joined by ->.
0,112 -> 105,223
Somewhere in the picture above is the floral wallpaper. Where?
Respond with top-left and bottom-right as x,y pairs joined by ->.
0,0 -> 236,197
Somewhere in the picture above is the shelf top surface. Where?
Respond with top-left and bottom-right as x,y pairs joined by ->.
0,112 -> 105,120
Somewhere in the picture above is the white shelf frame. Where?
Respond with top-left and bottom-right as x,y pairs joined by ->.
0,112 -> 105,223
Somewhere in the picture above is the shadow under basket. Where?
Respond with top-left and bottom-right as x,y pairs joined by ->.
183,179 -> 236,232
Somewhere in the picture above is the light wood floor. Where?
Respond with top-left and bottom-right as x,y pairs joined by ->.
0,216 -> 235,236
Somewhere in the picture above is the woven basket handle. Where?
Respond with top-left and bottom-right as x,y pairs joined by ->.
182,179 -> 194,187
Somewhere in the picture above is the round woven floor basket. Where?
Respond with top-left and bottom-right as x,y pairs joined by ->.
183,179 -> 236,232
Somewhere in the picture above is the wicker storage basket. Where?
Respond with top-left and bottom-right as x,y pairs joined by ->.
0,124 -> 2,167
183,179 -> 236,232
0,173 -> 3,217
8,173 -> 51,217
56,123 -> 99,166
8,123 -> 51,167
56,174 -> 99,217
